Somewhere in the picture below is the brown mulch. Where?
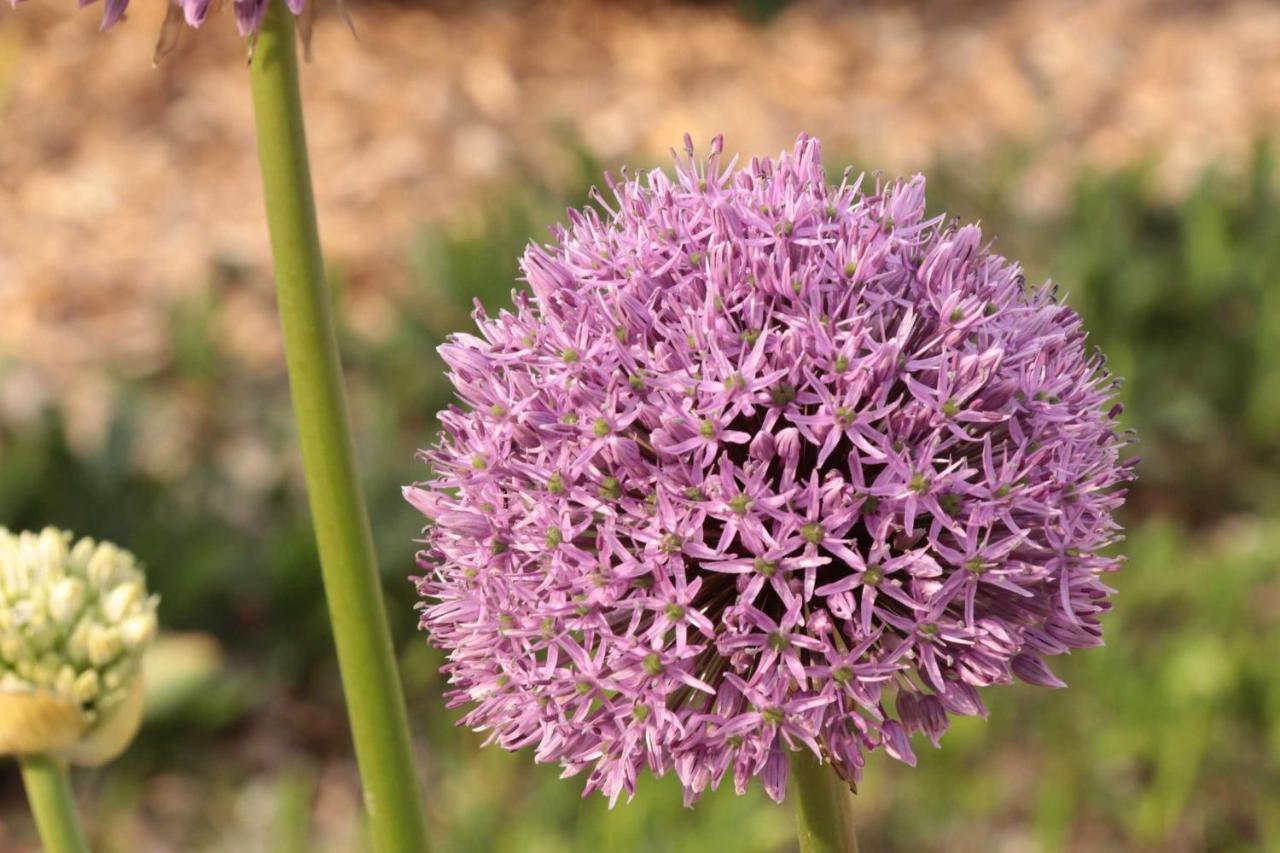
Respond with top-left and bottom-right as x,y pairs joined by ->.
2,0 -> 1279,445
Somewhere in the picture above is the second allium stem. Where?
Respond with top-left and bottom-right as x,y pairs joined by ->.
247,4 -> 430,851
791,749 -> 860,853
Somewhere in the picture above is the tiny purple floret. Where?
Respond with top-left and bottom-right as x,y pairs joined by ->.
408,135 -> 1134,806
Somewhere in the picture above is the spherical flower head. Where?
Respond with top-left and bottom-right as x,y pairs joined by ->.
0,527 -> 159,765
408,135 -> 1134,806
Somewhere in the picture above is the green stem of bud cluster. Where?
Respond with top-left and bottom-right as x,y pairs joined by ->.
20,755 -> 89,853
248,4 -> 430,851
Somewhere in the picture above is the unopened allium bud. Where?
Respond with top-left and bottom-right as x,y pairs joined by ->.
408,135 -> 1134,806
0,527 -> 158,765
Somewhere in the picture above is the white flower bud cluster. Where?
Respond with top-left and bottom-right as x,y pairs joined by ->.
0,527 -> 158,725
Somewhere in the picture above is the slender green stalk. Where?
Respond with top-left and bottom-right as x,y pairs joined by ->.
19,755 -> 90,853
247,5 -> 430,851
791,750 -> 859,853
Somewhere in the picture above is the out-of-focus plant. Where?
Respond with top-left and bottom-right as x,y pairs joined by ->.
1052,149 -> 1280,522
936,144 -> 1280,522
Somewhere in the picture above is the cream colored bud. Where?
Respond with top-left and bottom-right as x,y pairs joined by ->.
24,614 -> 58,654
8,599 -> 34,629
49,577 -> 86,625
67,619 -> 93,667
86,543 -> 124,589
72,670 -> 101,704
67,536 -> 96,573
86,624 -> 122,668
101,662 -> 129,693
1,545 -> 33,596
101,582 -> 141,624
35,528 -> 68,566
120,611 -> 157,650
28,656 -> 60,691
55,664 -> 77,697
0,673 -> 28,692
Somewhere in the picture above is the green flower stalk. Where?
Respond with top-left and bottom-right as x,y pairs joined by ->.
791,750 -> 859,853
1,527 -> 159,853
248,3 -> 430,851
20,755 -> 88,853
7,0 -> 431,843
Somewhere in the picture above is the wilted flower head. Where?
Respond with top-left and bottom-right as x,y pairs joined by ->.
0,527 -> 158,765
408,135 -> 1134,806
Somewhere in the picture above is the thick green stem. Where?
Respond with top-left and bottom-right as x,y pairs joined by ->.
247,5 -> 430,851
19,755 -> 90,853
791,750 -> 859,853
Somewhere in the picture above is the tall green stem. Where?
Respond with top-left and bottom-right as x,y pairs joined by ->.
791,750 -> 859,853
247,5 -> 430,851
19,755 -> 90,853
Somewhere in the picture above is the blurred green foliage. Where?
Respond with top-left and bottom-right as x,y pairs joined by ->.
940,146 -> 1280,523
1,146 -> 1277,850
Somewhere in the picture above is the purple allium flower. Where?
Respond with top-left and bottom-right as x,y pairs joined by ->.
9,0 -> 305,38
408,135 -> 1135,806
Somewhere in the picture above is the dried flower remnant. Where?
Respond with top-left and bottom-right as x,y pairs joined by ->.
408,134 -> 1134,806
0,527 -> 158,765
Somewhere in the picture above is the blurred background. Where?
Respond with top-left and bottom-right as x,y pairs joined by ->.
0,0 -> 1278,850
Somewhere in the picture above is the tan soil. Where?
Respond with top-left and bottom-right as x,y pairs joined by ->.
1,0 -> 1278,445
